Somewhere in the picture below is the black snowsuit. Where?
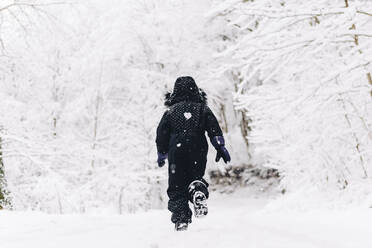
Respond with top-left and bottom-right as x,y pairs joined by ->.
156,76 -> 223,223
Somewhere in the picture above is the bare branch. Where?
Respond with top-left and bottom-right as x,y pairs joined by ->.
357,10 -> 372,17
367,72 -> 372,85
239,8 -> 344,19
6,8 -> 28,33
338,33 -> 372,38
0,2 -> 68,13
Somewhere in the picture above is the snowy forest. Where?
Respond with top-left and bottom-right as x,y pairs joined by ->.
0,0 -> 372,246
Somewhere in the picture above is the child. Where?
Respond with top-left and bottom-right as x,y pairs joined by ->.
156,76 -> 231,231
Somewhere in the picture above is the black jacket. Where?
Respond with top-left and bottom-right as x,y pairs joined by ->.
156,77 -> 222,160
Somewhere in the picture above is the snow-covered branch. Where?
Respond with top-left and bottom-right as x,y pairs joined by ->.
210,0 -> 372,207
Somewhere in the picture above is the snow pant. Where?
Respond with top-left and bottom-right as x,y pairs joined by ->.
167,144 -> 209,224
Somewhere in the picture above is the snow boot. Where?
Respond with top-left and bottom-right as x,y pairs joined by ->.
175,222 -> 188,231
193,191 -> 208,218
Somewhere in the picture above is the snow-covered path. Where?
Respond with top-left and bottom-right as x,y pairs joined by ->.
1,192 -> 372,248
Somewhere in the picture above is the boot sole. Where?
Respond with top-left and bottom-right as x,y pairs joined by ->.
175,223 -> 188,231
193,192 -> 208,218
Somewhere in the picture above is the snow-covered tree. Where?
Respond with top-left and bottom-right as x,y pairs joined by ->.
0,0 -> 57,209
210,0 -> 372,207
0,0 -> 252,213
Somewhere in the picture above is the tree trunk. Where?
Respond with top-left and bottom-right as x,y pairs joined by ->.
239,110 -> 251,153
232,76 -> 251,154
367,73 -> 372,97
91,92 -> 101,169
219,103 -> 229,133
335,79 -> 368,178
0,135 -> 10,209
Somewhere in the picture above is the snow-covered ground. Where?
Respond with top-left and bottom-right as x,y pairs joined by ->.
1,190 -> 371,248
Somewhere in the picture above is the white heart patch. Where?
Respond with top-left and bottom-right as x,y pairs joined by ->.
184,112 -> 192,120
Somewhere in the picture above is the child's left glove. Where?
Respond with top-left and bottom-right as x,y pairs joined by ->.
157,152 -> 168,167
211,136 -> 231,164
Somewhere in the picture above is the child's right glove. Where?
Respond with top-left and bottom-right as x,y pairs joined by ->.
157,152 -> 168,167
211,136 -> 231,163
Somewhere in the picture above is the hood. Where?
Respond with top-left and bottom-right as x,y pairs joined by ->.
165,76 -> 207,106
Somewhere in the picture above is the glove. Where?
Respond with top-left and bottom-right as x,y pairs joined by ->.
157,152 -> 168,167
216,146 -> 231,163
211,136 -> 231,164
